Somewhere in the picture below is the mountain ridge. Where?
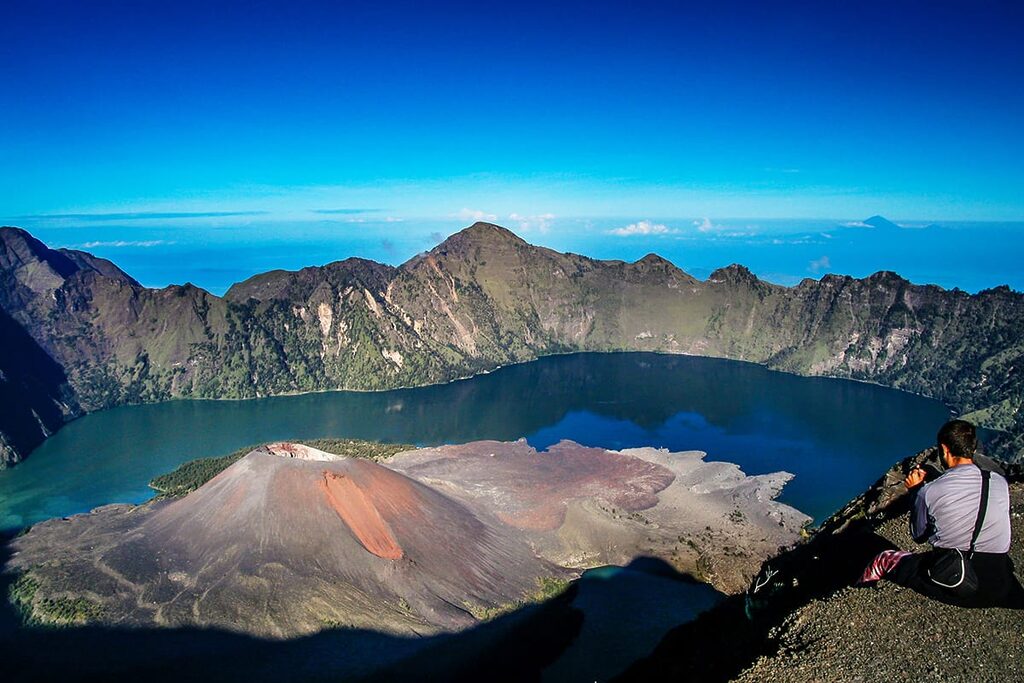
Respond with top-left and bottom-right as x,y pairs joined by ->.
1,223 -> 1023,467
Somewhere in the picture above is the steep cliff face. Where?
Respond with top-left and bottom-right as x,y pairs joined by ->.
0,227 -> 230,414
0,228 -> 120,464
0,309 -> 79,466
1,222 -> 1023,466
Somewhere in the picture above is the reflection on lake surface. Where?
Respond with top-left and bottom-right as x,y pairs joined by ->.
0,352 -> 950,529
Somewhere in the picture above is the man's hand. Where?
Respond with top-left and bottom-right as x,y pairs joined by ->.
904,467 -> 927,490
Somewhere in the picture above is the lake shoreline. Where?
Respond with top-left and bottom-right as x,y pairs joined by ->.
8,348 -> 969,468
0,352 -> 951,532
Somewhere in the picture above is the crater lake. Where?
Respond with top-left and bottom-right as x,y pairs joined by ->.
0,352 -> 952,530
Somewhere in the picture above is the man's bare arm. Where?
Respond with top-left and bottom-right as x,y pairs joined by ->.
904,467 -> 926,489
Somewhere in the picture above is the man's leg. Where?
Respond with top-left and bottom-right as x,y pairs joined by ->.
885,550 -> 979,606
857,549 -> 913,585
868,549 -> 1024,607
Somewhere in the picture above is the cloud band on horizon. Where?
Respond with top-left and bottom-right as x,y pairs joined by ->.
13,211 -> 270,221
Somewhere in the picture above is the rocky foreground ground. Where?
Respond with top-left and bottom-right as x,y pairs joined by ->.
621,451 -> 1024,683
734,486 -> 1024,682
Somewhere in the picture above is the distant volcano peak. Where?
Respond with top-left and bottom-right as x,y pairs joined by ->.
863,215 -> 901,230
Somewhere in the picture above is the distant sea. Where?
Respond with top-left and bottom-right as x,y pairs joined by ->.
17,218 -> 1024,296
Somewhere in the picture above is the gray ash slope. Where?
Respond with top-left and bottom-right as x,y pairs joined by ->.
7,443 -> 561,637
2,221 -> 1024,467
6,440 -> 805,639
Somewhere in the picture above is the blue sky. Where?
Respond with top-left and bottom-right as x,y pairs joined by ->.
2,1 -> 1023,292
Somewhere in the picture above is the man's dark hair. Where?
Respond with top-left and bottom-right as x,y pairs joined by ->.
937,419 -> 977,460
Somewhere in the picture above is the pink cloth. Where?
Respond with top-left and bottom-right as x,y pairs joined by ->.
858,549 -> 913,585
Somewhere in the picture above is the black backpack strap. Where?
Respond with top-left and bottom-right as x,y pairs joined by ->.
969,466 -> 991,556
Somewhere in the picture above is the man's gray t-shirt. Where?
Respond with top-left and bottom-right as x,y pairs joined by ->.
912,463 -> 1011,553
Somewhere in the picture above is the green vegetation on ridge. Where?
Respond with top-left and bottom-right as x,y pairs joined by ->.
7,571 -> 104,627
463,575 -> 573,621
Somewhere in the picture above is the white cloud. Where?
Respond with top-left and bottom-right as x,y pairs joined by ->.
608,220 -> 676,236
693,217 -> 724,232
342,215 -> 404,224
508,212 -> 555,233
809,255 -> 831,273
770,235 -> 820,245
455,207 -> 497,222
840,221 -> 872,228
79,240 -> 171,248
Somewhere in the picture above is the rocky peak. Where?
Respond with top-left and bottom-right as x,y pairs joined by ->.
634,253 -> 671,267
979,284 -> 1019,297
707,263 -> 759,286
0,226 -> 79,280
815,273 -> 853,289
629,253 -> 698,284
0,227 -> 140,294
57,249 -> 141,287
163,282 -> 212,300
225,257 -> 397,303
434,222 -> 528,254
865,270 -> 909,288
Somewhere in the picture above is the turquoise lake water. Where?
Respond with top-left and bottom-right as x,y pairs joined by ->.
0,352 -> 951,530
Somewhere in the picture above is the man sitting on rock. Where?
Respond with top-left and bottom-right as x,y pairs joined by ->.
858,419 -> 1024,607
